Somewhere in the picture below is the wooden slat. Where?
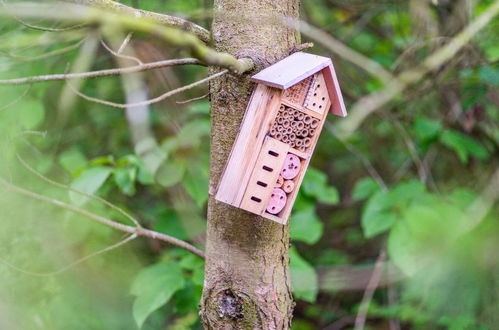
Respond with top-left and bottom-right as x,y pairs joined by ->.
281,100 -> 322,120
215,85 -> 281,206
240,137 -> 289,215
251,52 -> 331,90
323,64 -> 347,117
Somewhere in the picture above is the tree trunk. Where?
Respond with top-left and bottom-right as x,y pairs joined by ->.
201,1 -> 300,329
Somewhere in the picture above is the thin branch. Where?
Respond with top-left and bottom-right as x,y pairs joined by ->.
0,85 -> 31,112
2,2 -> 254,74
176,93 -> 208,104
62,0 -> 211,43
0,39 -> 85,62
335,0 -> 499,138
0,0 -> 86,32
0,234 -> 137,277
0,177 -> 205,258
0,58 -> 201,85
100,38 -> 143,65
354,250 -> 387,330
116,32 -> 133,54
68,69 -> 227,108
15,153 -> 141,228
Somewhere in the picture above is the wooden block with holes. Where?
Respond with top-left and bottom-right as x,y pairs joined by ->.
215,52 -> 347,224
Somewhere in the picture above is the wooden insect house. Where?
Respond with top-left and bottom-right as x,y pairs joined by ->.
215,52 -> 347,224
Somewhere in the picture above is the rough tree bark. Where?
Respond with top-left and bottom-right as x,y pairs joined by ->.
201,0 -> 300,329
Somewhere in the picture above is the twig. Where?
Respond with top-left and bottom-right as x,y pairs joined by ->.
2,2 -> 254,74
0,177 -> 206,258
15,153 -> 141,228
116,32 -> 133,54
62,0 -> 211,43
68,69 -> 227,108
0,85 -> 31,112
100,38 -> 143,65
289,42 -> 314,54
0,58 -> 201,85
175,93 -> 208,104
354,250 -> 386,330
0,39 -> 85,62
0,234 -> 137,277
336,0 -> 499,138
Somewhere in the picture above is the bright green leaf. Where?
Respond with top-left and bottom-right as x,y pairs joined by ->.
156,161 -> 185,187
302,167 -> 339,205
131,262 -> 185,328
413,117 -> 442,143
58,147 -> 87,174
69,166 -> 112,205
291,207 -> 324,244
182,162 -> 208,208
440,130 -> 488,163
361,190 -> 398,238
352,177 -> 382,201
113,166 -> 136,196
290,247 -> 318,302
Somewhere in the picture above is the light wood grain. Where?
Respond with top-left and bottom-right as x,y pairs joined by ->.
215,85 -> 281,206
240,137 -> 289,214
304,72 -> 329,115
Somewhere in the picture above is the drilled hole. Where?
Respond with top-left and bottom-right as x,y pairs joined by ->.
319,105 -> 322,109
268,150 -> 279,157
314,93 -> 317,96
263,165 -> 273,172
322,97 -> 325,101
257,181 -> 268,187
317,84 -> 321,87
250,196 -> 261,203
313,103 -> 316,106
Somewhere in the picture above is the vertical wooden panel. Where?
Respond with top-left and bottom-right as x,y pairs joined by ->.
304,72 -> 329,115
240,137 -> 289,214
215,85 -> 282,206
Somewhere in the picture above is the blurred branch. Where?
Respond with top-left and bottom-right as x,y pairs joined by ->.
100,37 -> 143,65
67,69 -> 228,108
1,2 -> 254,74
0,178 -> 206,258
0,85 -> 31,112
354,250 -> 386,330
1,39 -> 85,62
0,234 -> 137,276
335,0 -> 499,138
176,93 -> 208,104
0,58 -> 201,85
63,0 -> 211,43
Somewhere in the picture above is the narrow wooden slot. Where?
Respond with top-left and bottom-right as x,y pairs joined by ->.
268,150 -> 279,157
262,165 -> 273,172
257,181 -> 268,187
250,196 -> 262,203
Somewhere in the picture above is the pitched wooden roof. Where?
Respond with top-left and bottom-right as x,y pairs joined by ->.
250,52 -> 347,117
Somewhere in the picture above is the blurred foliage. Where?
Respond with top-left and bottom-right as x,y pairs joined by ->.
0,0 -> 498,329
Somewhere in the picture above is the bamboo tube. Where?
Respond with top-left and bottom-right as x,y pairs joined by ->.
295,139 -> 303,147
303,115 -> 312,124
303,137 -> 311,147
282,135 -> 289,143
310,118 -> 319,128
279,104 -> 285,111
300,128 -> 309,137
283,180 -> 295,193
270,128 -> 277,136
299,146 -> 307,152
286,127 -> 293,134
288,133 -> 296,141
277,125 -> 284,132
309,128 -> 316,136
275,175 -> 284,187
296,122 -> 304,130
277,117 -> 284,124
282,120 -> 290,128
289,140 -> 296,148
291,121 -> 298,128
296,112 -> 304,121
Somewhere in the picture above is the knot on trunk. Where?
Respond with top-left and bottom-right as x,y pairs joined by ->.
217,289 -> 243,319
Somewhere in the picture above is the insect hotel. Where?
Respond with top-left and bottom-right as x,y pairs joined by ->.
215,52 -> 347,224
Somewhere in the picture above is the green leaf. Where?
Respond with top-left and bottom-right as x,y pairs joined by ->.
113,166 -> 137,196
413,117 -> 442,143
352,177 -> 381,201
291,207 -> 324,244
361,181 -> 428,238
131,263 -> 185,328
176,119 -> 210,148
155,161 -> 185,187
58,147 -> 87,174
290,247 -> 318,302
302,167 -> 339,205
182,162 -> 208,208
478,66 -> 499,86
69,166 -> 112,206
440,130 -> 488,163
